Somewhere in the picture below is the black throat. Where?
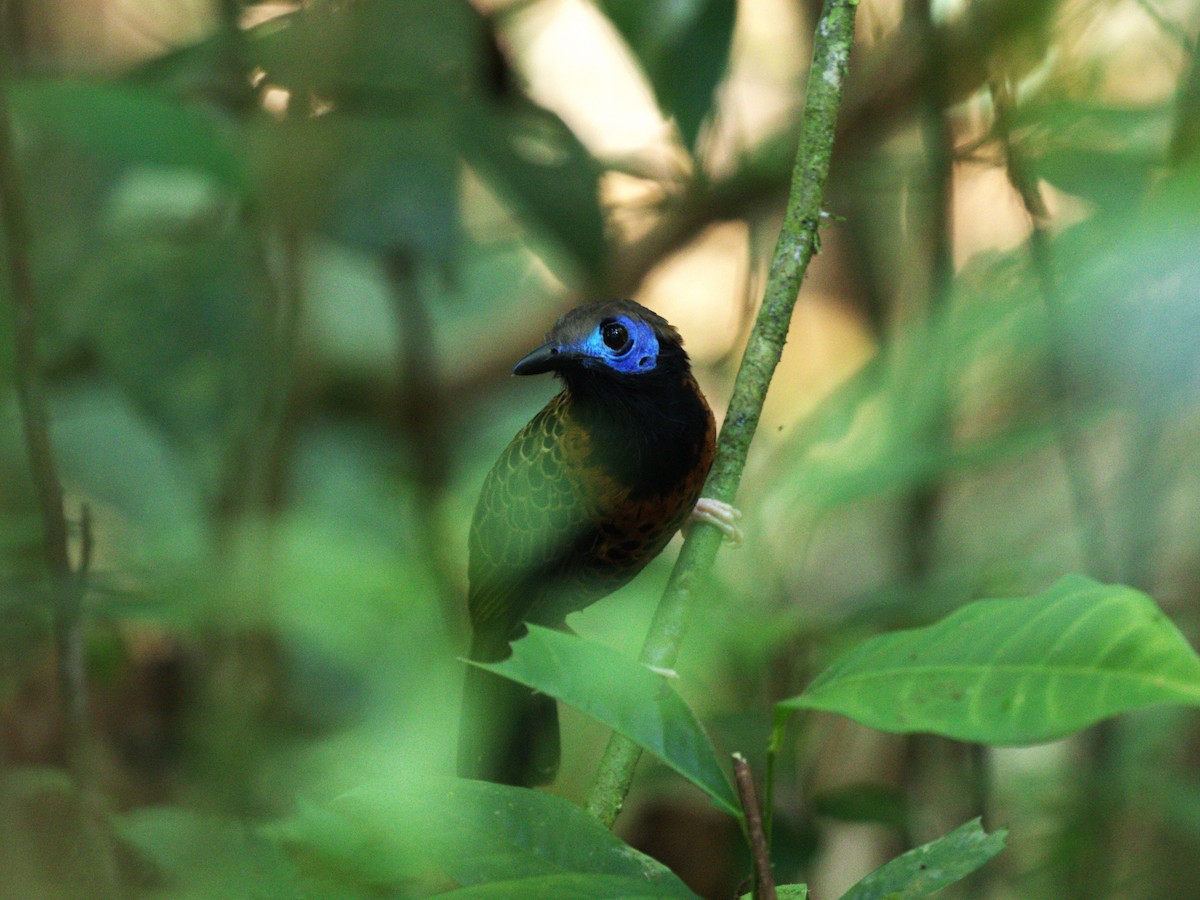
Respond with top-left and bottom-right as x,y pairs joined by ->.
560,353 -> 710,499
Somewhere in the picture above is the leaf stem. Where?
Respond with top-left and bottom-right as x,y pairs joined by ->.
585,0 -> 862,828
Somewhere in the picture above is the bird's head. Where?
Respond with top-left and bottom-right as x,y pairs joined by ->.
512,300 -> 688,387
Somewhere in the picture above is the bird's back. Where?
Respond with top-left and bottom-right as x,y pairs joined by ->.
467,384 -> 713,645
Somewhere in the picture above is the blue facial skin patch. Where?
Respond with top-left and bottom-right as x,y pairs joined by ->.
571,316 -> 660,374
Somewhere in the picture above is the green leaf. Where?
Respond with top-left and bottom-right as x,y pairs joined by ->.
779,576 -> 1200,744
740,885 -> 808,899
254,0 -> 483,100
839,818 -> 1005,900
50,385 -> 204,558
461,97 -> 605,281
1029,147 -> 1154,211
429,781 -> 691,890
440,873 -> 695,898
1007,99 -> 1169,211
77,228 -> 259,448
282,112 -> 460,259
133,0 -> 484,102
1054,171 -> 1200,409
269,787 -> 425,887
8,80 -> 245,190
473,626 -> 741,817
598,0 -> 736,149
115,807 -> 297,898
307,778 -> 694,893
332,0 -> 483,98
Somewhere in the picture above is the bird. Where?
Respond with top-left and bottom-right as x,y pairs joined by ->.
457,298 -> 741,786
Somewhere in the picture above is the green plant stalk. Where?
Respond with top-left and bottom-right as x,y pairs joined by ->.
585,0 -> 862,828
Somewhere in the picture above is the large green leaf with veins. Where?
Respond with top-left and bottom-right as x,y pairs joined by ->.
473,626 -> 740,816
778,576 -> 1200,744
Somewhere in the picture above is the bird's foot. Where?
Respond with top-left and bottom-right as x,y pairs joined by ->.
688,498 -> 744,547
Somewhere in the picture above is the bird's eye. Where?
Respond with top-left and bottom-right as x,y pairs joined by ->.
601,321 -> 631,353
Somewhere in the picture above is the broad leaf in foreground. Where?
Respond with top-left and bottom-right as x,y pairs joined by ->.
472,626 -> 740,817
281,778 -> 694,893
421,780 -> 692,891
439,872 -> 695,898
741,885 -> 808,899
839,818 -> 1005,900
116,807 -> 297,897
778,576 -> 1200,744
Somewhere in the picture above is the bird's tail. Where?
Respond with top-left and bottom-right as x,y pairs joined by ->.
457,635 -> 560,786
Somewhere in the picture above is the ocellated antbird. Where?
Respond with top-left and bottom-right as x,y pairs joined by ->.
458,299 -> 740,786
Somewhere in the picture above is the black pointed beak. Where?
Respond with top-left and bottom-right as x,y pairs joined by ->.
513,342 -> 577,376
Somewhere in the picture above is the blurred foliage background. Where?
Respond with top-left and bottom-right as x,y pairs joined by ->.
1,0 -> 1199,897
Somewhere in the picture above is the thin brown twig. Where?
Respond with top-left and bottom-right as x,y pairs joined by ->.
733,753 -> 777,900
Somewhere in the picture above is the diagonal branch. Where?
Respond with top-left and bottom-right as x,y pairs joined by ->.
585,0 -> 862,828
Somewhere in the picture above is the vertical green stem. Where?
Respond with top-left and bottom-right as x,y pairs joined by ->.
585,0 -> 862,828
